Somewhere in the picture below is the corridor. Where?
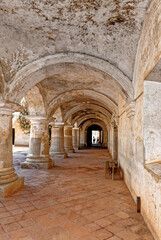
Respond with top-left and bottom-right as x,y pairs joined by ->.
0,149 -> 153,240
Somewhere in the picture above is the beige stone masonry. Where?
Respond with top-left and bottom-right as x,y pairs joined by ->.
50,122 -> 67,158
21,116 -> 54,169
124,100 -> 136,119
0,101 -> 24,197
72,127 -> 80,151
64,125 -> 75,153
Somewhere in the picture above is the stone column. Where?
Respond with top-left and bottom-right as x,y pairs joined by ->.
72,127 -> 80,151
50,122 -> 67,158
0,101 -> 24,197
21,117 -> 54,169
64,125 -> 74,153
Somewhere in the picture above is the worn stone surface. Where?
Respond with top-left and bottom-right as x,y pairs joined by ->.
0,0 -> 149,82
0,147 -> 151,240
143,81 -> 161,164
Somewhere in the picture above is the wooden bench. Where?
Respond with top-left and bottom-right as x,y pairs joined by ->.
105,160 -> 119,180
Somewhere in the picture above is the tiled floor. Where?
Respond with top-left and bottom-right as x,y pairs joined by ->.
0,148 -> 154,240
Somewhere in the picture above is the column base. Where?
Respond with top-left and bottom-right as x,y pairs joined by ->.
21,155 -> 54,169
74,147 -> 78,151
51,152 -> 68,158
65,148 -> 75,153
0,177 -> 24,198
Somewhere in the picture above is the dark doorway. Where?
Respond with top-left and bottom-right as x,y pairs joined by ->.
87,124 -> 103,147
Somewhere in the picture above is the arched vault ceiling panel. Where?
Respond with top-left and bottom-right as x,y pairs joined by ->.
71,112 -> 109,126
6,54 -> 133,103
48,89 -> 118,117
78,116 -> 108,127
0,0 -> 150,81
64,103 -> 111,123
39,71 -> 119,105
80,119 -> 108,130
61,100 -> 112,119
24,85 -> 46,116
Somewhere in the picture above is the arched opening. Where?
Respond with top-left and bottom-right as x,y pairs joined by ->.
87,124 -> 103,148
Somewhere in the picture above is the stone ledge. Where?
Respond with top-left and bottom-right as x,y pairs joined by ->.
144,162 -> 161,181
0,177 -> 24,198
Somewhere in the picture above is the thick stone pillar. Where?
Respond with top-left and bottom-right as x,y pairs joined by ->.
72,127 -> 80,151
64,125 -> 74,153
21,117 -> 54,169
0,102 -> 24,197
50,122 -> 67,158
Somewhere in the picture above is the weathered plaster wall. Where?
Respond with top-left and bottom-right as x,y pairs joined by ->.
13,119 -> 29,146
144,81 -> 161,164
118,94 -> 161,240
133,0 -> 161,97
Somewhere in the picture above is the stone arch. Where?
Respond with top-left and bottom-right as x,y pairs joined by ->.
49,89 -> 118,117
133,0 -> 161,97
72,113 -> 108,127
77,115 -> 108,127
5,53 -> 133,102
64,103 -> 111,123
24,85 -> 46,116
80,118 -> 108,148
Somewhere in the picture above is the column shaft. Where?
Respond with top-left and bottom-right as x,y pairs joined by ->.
72,128 -> 80,151
64,125 -> 74,153
0,102 -> 24,197
50,123 -> 67,158
21,117 -> 54,169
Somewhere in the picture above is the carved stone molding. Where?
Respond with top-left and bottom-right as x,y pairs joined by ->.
124,101 -> 136,119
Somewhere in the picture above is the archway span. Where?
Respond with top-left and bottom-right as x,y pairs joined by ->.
49,89 -> 118,117
24,85 -> 46,116
77,115 -> 109,128
72,113 -> 108,127
64,103 -> 111,123
80,119 -> 108,148
5,53 -> 133,102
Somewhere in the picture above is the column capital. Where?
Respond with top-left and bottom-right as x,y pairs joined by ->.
27,116 -> 54,124
0,100 -> 23,115
64,123 -> 74,128
50,122 -> 65,127
73,127 -> 79,130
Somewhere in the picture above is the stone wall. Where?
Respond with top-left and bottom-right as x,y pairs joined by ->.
118,94 -> 161,240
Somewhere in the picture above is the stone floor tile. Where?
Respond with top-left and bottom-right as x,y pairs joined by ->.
105,223 -> 125,234
0,233 -> 9,240
23,223 -> 52,240
114,211 -> 130,219
84,222 -> 101,232
107,236 -> 121,240
105,214 -> 122,223
2,222 -> 22,233
8,229 -> 28,240
62,221 -> 89,238
10,208 -> 25,216
95,218 -> 112,227
0,148 -> 153,240
19,219 -> 35,228
93,228 -> 113,239
116,230 -> 140,240
80,234 -> 99,240
48,226 -> 77,240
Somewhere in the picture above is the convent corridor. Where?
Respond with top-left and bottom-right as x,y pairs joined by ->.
0,148 -> 153,240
